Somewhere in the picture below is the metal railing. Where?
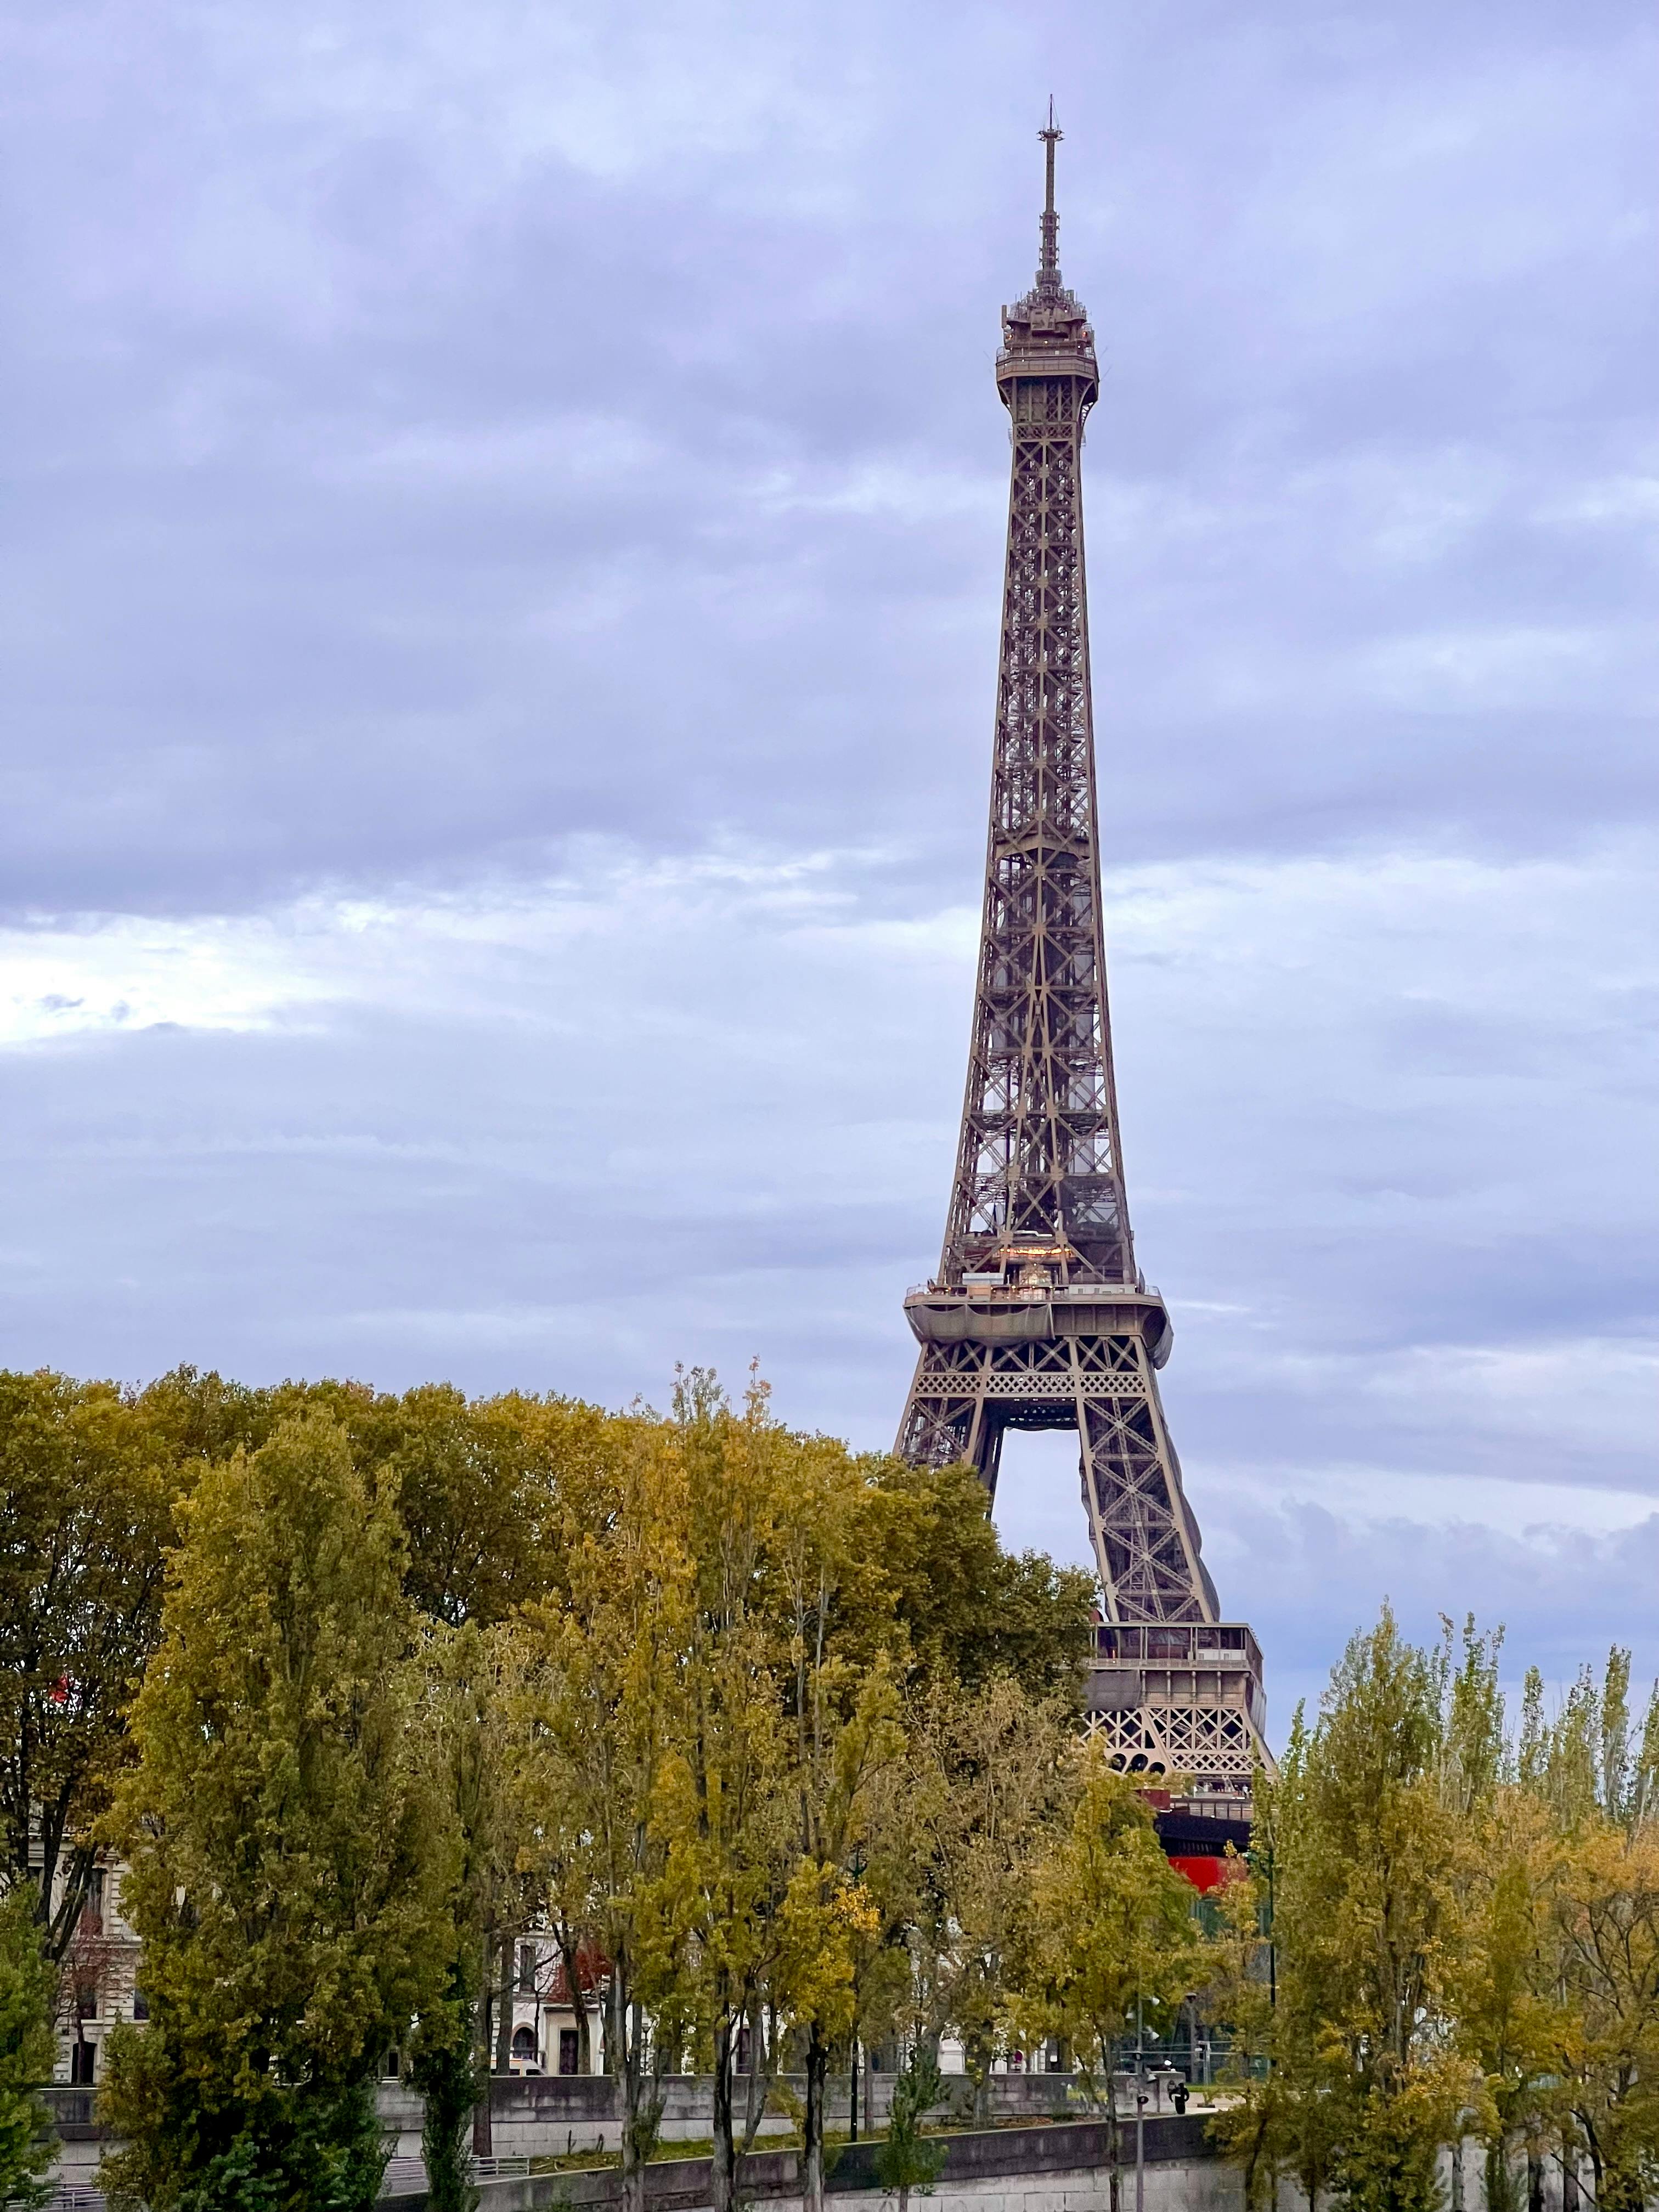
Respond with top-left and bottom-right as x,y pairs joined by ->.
382,2155 -> 541,2193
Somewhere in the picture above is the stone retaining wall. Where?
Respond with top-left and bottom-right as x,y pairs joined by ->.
376,2073 -> 1183,2163
378,2115 -> 1224,2212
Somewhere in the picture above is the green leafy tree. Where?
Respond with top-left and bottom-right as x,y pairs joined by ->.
875,2043 -> 945,2212
382,1387 -> 622,1630
135,1368 -> 626,1630
859,1459 -> 1093,1699
0,1884 -> 56,2208
520,1414 -> 693,2212
0,1370 -> 177,1959
1216,1609 -> 1477,2212
406,1953 -> 481,2212
406,1621 -> 549,2210
100,1411 -> 444,2212
1206,1846 -> 1311,2212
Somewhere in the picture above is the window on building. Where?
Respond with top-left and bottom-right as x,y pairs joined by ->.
511,2025 -> 538,2066
76,1985 -> 98,2022
70,2040 -> 97,2085
131,1989 -> 150,2023
558,2029 -> 579,2075
517,1942 -> 537,1993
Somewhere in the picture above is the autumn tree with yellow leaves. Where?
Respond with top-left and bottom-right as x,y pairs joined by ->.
1009,1749 -> 1209,2212
1215,1612 -> 1659,2212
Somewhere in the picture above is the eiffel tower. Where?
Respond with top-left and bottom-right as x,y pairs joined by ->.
896,119 -> 1268,1805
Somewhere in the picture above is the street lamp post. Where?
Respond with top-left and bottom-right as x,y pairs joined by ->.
1133,1995 -> 1147,2212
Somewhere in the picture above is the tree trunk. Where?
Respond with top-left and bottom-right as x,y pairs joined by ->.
556,1923 -> 591,2073
493,1936 -> 515,2074
741,1990 -> 769,2153
965,2029 -> 991,2128
471,1933 -> 494,2159
710,2013 -> 739,2212
1561,2143 -> 1579,2212
1487,2138 -> 1516,2212
1449,2137 -> 1464,2212
620,1992 -> 645,2212
802,2018 -> 830,2212
620,1993 -> 665,2212
420,2031 -> 480,2212
1105,2088 -> 1121,2212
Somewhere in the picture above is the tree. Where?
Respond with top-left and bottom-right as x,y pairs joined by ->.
406,1954 -> 481,2212
775,1695 -> 890,2212
651,1372 -> 797,2212
1216,1609 -> 1478,2212
383,1387 -> 623,1631
1507,1649 -> 1659,2212
100,1411 -> 444,2211
0,1370 -> 177,1960
499,1666 -> 602,2086
876,2035 -> 942,2212
1455,1784 -> 1562,2212
405,1621 -> 549,2211
1206,1846 -> 1306,2212
875,2043 -> 945,2212
133,1368 -> 627,1631
1011,1749 -> 1207,2212
858,1459 -> 1093,1699
904,1675 -> 1075,2119
1546,1819 -> 1659,2211
519,1414 -> 693,2212
769,1425 -> 905,2212
0,1884 -> 55,2209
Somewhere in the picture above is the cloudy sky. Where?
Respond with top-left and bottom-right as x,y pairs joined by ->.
2,0 -> 1655,1731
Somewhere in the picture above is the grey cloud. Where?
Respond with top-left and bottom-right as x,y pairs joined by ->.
2,0 -> 1653,912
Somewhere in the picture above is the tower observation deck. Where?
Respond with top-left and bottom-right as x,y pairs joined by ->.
895,120 -> 1270,1803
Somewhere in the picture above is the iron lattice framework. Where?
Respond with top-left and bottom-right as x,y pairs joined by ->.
895,123 -> 1269,1796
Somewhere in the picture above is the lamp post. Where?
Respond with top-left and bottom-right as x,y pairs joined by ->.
1133,1994 -> 1146,2212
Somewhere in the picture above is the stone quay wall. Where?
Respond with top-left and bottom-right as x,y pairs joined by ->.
377,2115 -> 1227,2212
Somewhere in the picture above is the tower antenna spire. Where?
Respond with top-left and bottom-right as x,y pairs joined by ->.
1038,98 -> 1062,282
